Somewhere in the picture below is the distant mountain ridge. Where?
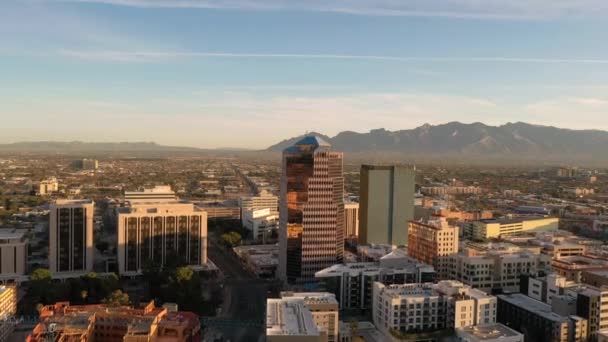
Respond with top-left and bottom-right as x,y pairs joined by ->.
267,122 -> 608,161
0,141 -> 202,153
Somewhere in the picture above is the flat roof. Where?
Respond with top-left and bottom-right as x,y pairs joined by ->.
479,216 -> 557,225
457,323 -> 523,340
498,293 -> 569,322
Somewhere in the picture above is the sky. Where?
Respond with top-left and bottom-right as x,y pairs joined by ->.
2,0 -> 608,149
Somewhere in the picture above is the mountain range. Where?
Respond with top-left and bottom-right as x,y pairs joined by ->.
267,122 -> 608,162
2,122 -> 608,163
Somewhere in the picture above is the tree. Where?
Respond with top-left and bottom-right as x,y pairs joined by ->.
175,266 -> 194,284
30,268 -> 52,282
103,290 -> 130,307
220,231 -> 242,247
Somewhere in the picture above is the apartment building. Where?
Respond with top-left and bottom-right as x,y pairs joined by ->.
266,297 -> 329,342
450,242 -> 547,293
280,292 -> 339,342
315,251 -> 435,310
497,293 -> 586,342
372,280 -> 497,338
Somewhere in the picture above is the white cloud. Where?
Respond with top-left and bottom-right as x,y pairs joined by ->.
53,0 -> 608,20
55,49 -> 608,65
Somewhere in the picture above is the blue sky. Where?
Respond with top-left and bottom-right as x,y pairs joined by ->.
2,0 -> 608,148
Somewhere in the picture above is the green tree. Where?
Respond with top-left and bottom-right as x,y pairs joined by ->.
30,268 -> 52,281
103,290 -> 130,307
175,266 -> 194,284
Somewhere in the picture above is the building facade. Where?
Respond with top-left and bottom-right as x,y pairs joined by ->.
0,229 -> 28,283
280,292 -> 340,342
117,202 -> 208,275
27,301 -> 200,342
278,136 -> 345,284
408,217 -> 459,279
344,202 -> 359,239
358,165 -> 415,246
315,254 -> 435,310
49,199 -> 94,274
0,286 -> 17,341
373,281 -> 497,337
38,178 -> 58,196
464,217 -> 559,240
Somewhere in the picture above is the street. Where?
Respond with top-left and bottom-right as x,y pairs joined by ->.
207,231 -> 281,342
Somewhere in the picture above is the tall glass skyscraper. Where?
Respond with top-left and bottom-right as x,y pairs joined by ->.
278,136 -> 345,284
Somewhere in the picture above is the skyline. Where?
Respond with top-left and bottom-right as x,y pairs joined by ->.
2,0 -> 608,148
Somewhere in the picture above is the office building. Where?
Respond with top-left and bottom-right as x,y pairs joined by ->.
73,158 -> 99,170
0,286 -> 17,341
408,217 -> 459,279
124,185 -> 178,203
315,251 -> 435,310
38,178 -> 58,195
373,280 -> 497,337
0,229 -> 28,283
27,301 -> 200,341
497,293 -> 586,342
278,136 -> 345,284
358,165 -> 415,246
456,323 -> 524,342
464,217 -> 559,240
420,185 -> 483,196
344,202 -> 359,239
240,191 -> 278,216
117,202 -> 208,275
49,199 -> 94,274
242,208 -> 279,241
280,292 -> 339,342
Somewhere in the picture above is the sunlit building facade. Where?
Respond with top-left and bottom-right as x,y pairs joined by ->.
279,136 -> 345,284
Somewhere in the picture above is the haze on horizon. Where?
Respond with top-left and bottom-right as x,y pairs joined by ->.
2,0 -> 608,149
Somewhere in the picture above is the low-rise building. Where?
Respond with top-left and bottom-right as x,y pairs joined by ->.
316,251 -> 435,310
233,244 -> 278,278
456,323 -> 524,342
464,217 -> 559,240
37,178 -> 58,195
372,280 -> 497,338
27,301 -> 200,342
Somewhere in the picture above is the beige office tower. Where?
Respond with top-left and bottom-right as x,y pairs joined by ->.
278,136 -> 344,284
344,202 -> 359,239
49,200 -> 95,274
408,217 -> 459,279
358,165 -> 415,246
117,202 -> 208,275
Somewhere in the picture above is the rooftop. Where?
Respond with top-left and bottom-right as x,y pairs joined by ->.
266,298 -> 320,336
284,135 -> 332,153
457,323 -> 523,340
479,216 -> 557,225
497,293 -> 569,322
